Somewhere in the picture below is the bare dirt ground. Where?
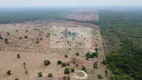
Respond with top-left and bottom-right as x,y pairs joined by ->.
63,10 -> 99,21
0,20 -> 108,80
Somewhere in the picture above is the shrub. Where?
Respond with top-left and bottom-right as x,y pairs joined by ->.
4,38 -> 9,44
61,63 -> 66,67
81,66 -> 86,72
57,60 -> 62,65
71,68 -> 75,72
15,78 -> 19,80
0,35 -> 3,40
26,29 -> 28,32
95,48 -> 98,51
93,52 -> 98,57
48,73 -> 53,77
65,54 -> 68,58
38,72 -> 42,77
6,70 -> 11,75
16,30 -> 18,32
36,40 -> 39,44
7,32 -> 10,35
44,60 -> 50,66
19,37 -> 22,40
76,53 -> 79,56
98,74 -> 103,79
93,62 -> 98,69
64,68 -> 70,74
24,35 -> 28,39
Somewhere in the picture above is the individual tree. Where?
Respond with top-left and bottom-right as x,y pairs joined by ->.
25,70 -> 28,74
95,48 -> 98,52
36,40 -> 39,44
98,74 -> 103,79
16,30 -> 18,32
81,66 -> 86,72
7,32 -> 10,35
17,54 -> 21,59
65,54 -> 68,58
24,35 -> 28,39
61,63 -> 66,67
38,72 -> 42,77
64,68 -> 70,74
19,37 -> 22,40
57,60 -> 62,65
71,68 -> 75,72
76,53 -> 79,56
48,73 -> 53,77
26,29 -> 28,32
4,38 -> 9,44
44,60 -> 50,66
93,62 -> 98,69
7,70 -> 11,75
105,68 -> 108,76
0,35 -> 3,40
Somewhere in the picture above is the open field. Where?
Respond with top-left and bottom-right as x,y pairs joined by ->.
0,20 -> 108,80
63,10 -> 99,21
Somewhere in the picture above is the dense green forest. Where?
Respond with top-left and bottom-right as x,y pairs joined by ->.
99,10 -> 142,80
0,9 -> 68,24
99,10 -> 142,53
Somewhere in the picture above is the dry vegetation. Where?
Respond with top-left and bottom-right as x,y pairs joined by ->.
63,10 -> 99,21
0,20 -> 108,80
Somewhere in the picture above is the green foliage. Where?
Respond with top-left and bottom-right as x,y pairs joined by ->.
81,66 -> 86,72
106,39 -> 142,80
64,68 -> 70,74
57,60 -> 62,65
0,35 -> 3,40
95,48 -> 98,51
44,60 -> 50,66
4,38 -> 9,44
86,51 -> 98,59
24,35 -> 28,39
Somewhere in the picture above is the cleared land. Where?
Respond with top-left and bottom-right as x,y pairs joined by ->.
63,10 -> 99,21
0,20 -> 107,80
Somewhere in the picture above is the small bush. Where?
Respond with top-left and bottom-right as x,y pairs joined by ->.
95,48 -> 98,51
44,60 -> 50,66
57,60 -> 62,65
36,40 -> 39,44
24,35 -> 28,39
0,35 -> 3,40
61,63 -> 66,67
98,74 -> 103,79
65,54 -> 68,58
64,68 -> 70,74
71,68 -> 75,72
76,53 -> 79,56
4,38 -> 9,44
48,73 -> 53,77
7,32 -> 10,35
81,66 -> 86,71
38,72 -> 42,77
19,37 -> 22,40
15,78 -> 19,80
